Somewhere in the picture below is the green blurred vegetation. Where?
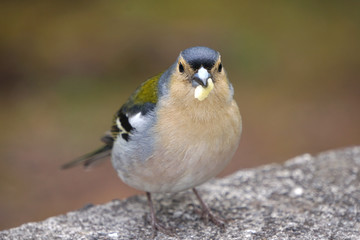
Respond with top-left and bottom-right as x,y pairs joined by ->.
0,1 -> 359,230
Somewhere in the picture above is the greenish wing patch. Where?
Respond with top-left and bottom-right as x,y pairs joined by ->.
110,73 -> 162,140
130,73 -> 162,106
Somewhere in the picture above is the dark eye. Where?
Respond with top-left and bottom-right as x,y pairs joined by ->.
218,63 -> 222,72
179,63 -> 184,73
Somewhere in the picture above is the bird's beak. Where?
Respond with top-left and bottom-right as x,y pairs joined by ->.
192,67 -> 214,101
192,67 -> 211,87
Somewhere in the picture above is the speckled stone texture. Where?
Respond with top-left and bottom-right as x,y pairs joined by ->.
1,146 -> 360,239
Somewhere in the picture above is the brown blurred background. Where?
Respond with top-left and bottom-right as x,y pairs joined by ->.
0,1 -> 359,230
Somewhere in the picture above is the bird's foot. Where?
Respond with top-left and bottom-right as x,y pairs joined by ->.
146,192 -> 176,238
192,188 -> 226,228
147,214 -> 175,238
194,205 -> 226,228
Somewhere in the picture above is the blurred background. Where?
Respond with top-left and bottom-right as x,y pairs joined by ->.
0,1 -> 359,230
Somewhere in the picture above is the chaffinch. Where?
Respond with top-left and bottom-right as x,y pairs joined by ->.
62,46 -> 242,237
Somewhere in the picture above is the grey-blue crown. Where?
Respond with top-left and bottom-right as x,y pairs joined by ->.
181,46 -> 219,70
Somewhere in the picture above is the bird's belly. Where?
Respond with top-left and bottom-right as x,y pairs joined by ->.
115,120 -> 241,192
117,139 -> 238,193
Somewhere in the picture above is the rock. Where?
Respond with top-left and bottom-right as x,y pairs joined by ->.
1,146 -> 360,239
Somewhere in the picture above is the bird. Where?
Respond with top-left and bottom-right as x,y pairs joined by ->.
62,46 -> 242,237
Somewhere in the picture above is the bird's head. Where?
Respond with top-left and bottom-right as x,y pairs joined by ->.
168,46 -> 233,103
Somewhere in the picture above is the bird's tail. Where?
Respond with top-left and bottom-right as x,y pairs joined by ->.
61,144 -> 112,169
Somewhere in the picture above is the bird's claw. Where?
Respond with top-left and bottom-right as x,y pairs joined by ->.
147,214 -> 175,238
195,206 -> 226,228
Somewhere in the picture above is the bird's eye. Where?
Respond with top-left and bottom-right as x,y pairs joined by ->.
218,63 -> 222,72
179,62 -> 184,73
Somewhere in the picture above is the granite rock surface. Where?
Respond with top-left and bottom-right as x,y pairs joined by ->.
1,146 -> 360,239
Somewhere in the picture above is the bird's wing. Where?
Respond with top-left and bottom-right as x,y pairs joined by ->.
110,73 -> 162,141
62,73 -> 162,170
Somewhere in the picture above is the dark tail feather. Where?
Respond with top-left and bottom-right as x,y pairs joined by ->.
61,144 -> 112,169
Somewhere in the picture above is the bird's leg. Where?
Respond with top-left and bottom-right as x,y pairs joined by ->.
192,188 -> 226,228
145,192 -> 174,237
